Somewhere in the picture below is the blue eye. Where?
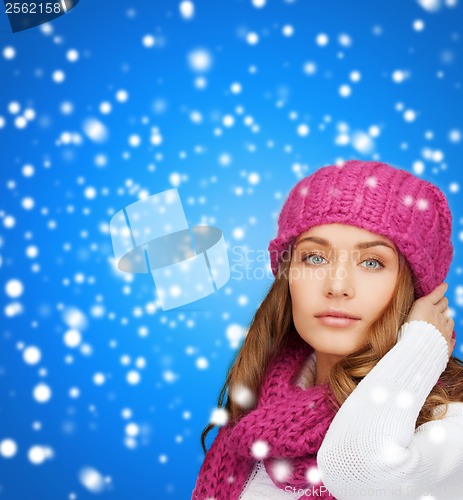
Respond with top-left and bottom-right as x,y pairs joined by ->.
302,253 -> 384,271
303,253 -> 327,265
361,258 -> 384,270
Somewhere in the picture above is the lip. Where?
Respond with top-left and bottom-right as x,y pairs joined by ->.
315,309 -> 361,328
316,316 -> 359,327
315,309 -> 360,320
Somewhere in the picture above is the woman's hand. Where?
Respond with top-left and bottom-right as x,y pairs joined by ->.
406,282 -> 456,359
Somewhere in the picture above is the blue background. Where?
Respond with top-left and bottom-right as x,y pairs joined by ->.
1,0 -> 463,498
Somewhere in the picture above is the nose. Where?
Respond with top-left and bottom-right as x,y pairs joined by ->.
323,261 -> 355,298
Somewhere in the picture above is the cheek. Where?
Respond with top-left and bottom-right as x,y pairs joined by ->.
361,277 -> 397,316
289,279 -> 303,310
289,277 -> 318,310
290,274 -> 309,294
289,270 -> 323,295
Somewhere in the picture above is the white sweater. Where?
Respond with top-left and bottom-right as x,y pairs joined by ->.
239,320 -> 463,499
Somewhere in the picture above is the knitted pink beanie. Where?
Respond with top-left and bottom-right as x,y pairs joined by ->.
268,159 -> 453,298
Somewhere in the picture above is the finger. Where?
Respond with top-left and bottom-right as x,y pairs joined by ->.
426,282 -> 448,304
436,297 -> 450,312
436,296 -> 449,312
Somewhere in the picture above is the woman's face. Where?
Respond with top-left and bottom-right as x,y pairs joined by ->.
289,223 -> 400,361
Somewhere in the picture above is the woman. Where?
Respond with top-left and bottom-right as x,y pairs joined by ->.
192,159 -> 463,499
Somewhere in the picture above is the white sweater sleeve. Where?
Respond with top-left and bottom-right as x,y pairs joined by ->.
317,320 -> 463,500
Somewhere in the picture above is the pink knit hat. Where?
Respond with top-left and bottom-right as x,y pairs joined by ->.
268,159 -> 453,298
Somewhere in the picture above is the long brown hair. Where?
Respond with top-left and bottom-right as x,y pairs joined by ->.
200,252 -> 463,454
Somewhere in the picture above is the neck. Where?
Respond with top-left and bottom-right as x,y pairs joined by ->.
314,351 -> 343,385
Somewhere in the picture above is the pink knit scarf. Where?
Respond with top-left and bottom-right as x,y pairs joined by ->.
192,333 -> 339,499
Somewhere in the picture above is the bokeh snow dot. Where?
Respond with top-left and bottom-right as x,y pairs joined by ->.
226,324 -> 246,348
64,329 -> 82,348
33,383 -> 52,403
230,384 -> 256,409
179,1 -> 195,19
316,33 -> 329,46
66,49 -> 79,62
23,346 -> 41,365
413,19 -> 425,31
413,161 -> 425,175
100,102 -> 112,114
339,84 -> 352,97
0,439 -> 17,458
3,46 -> 16,60
116,90 -> 129,102
251,440 -> 269,459
392,70 -> 409,83
60,101 -> 73,114
404,109 -> 416,122
196,357 -> 209,369
5,279 -> 24,298
338,33 -> 352,47
272,460 -> 291,482
52,70 -> 65,83
282,25 -> 294,37
246,32 -> 259,45
142,35 -> 156,48
151,132 -> 163,145
21,197 -> 34,210
297,124 -> 310,136
369,125 -> 380,137
129,134 -> 141,147
22,164 -> 34,177
63,307 -> 88,330
449,129 -> 461,143
188,49 -> 212,72
428,424 -> 447,443
69,387 -> 80,398
395,390 -> 414,409
222,115 -> 235,127
210,408 -> 229,426
4,216 -> 16,228
352,131 -> 374,154
248,172 -> 260,185
127,370 -> 141,385
125,423 -> 139,437
371,385 -> 389,404
15,116 -> 27,129
84,187 -> 97,200
79,467 -> 105,493
28,445 -> 52,465
306,466 -> 322,484
24,108 -> 36,120
83,118 -> 108,143
8,101 -> 20,114
303,61 -> 317,75
231,82 -> 242,94
417,0 -> 441,12
93,373 -> 105,385
232,227 -> 245,240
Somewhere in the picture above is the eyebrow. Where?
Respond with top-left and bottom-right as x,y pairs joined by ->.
294,236 -> 397,254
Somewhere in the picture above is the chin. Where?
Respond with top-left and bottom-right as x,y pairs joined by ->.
319,346 -> 353,356
309,339 -> 359,357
